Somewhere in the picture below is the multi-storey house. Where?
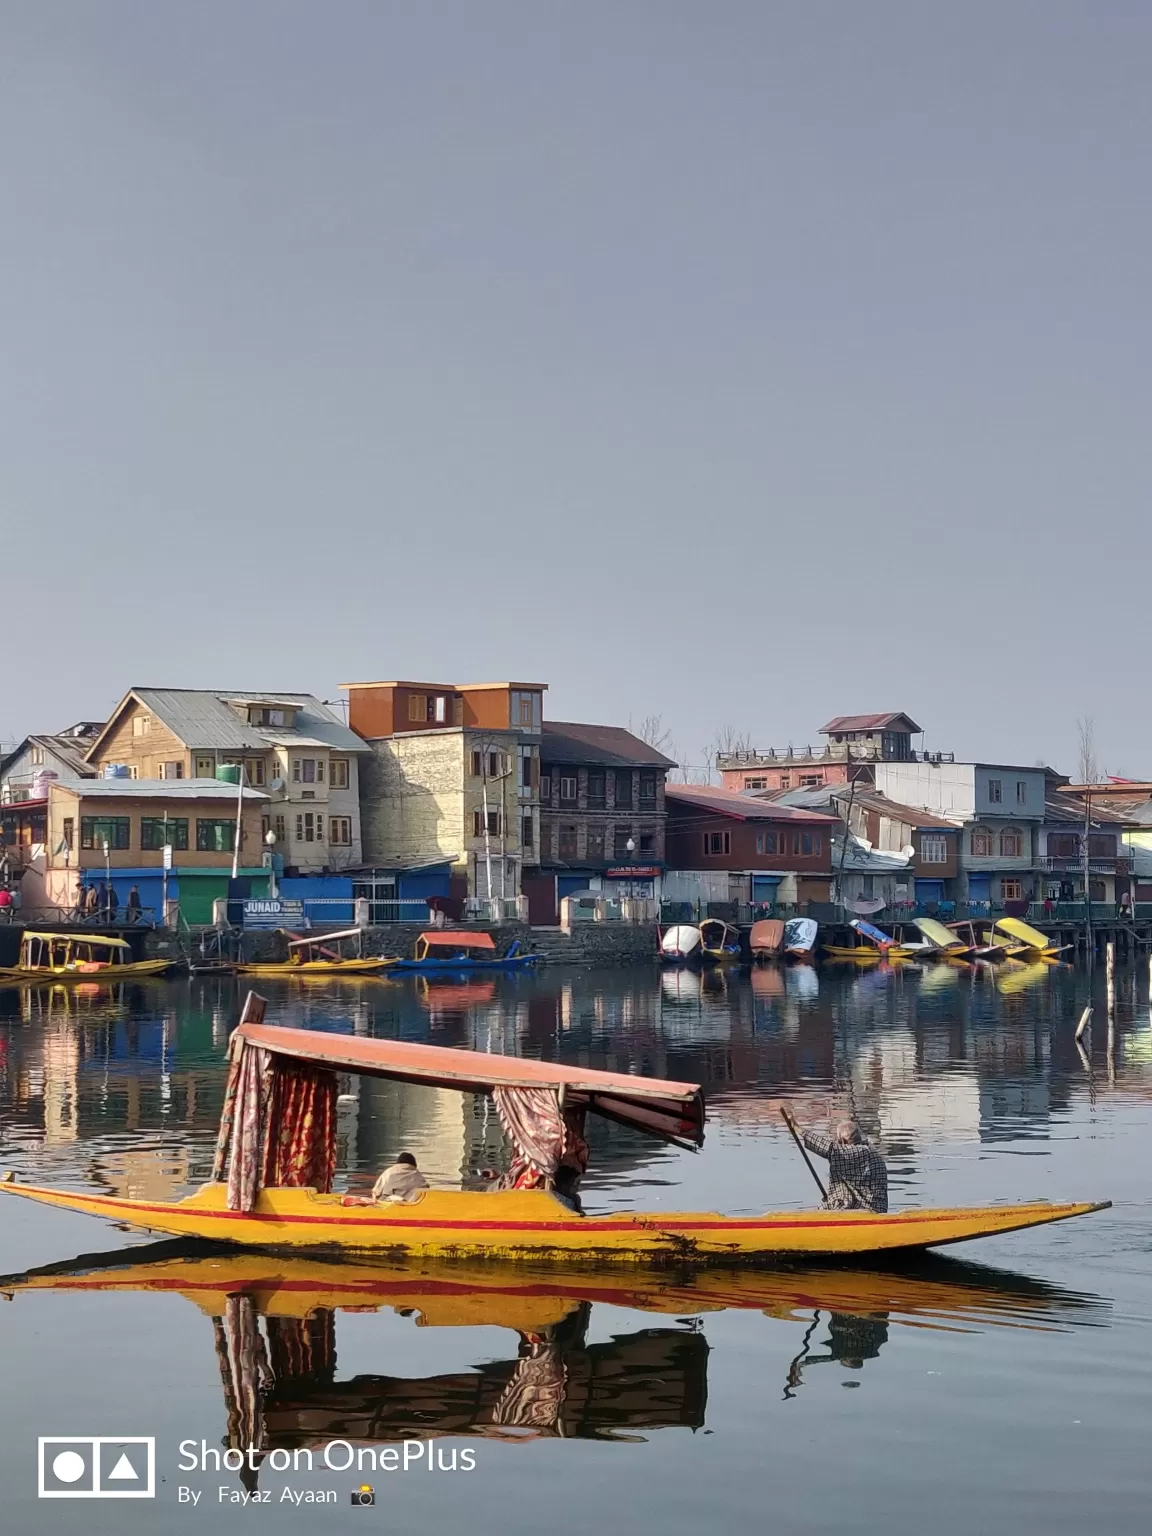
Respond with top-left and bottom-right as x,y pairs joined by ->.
718,712 -> 925,793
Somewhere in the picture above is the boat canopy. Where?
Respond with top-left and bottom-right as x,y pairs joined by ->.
23,931 -> 132,950
417,931 -> 497,951
749,919 -> 784,950
232,1019 -> 705,1144
850,919 -> 893,947
287,929 -> 363,948
994,916 -> 1053,949
914,917 -> 963,949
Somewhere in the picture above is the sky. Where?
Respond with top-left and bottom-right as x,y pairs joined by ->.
2,3 -> 1149,778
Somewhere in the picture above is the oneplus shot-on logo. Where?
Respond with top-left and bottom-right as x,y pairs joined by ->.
38,1437 -> 156,1499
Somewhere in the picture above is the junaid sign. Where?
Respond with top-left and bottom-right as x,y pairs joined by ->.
243,899 -> 305,930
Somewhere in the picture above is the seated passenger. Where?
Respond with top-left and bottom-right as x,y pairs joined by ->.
372,1152 -> 429,1202
551,1164 -> 584,1215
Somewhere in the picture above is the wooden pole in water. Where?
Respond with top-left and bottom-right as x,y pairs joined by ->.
1106,941 -> 1116,1016
779,1106 -> 827,1200
1075,1006 -> 1092,1041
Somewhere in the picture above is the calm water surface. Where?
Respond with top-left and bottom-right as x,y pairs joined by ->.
0,961 -> 1149,1535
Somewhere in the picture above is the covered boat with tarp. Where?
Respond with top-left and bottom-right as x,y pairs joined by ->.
0,994 -> 1109,1263
783,917 -> 818,959
391,931 -> 539,972
659,924 -> 702,964
749,919 -> 785,961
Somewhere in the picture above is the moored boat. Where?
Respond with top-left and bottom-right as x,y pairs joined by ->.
659,924 -> 702,964
991,915 -> 1069,960
783,917 -> 818,959
237,928 -> 396,977
0,931 -> 173,984
823,919 -> 920,962
390,932 -> 539,972
749,918 -> 785,960
0,995 -> 1109,1264
699,918 -> 742,963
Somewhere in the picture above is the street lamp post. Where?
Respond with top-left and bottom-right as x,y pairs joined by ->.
265,829 -> 278,899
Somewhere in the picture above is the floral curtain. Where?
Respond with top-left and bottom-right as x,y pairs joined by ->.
261,1062 -> 338,1192
226,1044 -> 276,1212
492,1086 -> 589,1190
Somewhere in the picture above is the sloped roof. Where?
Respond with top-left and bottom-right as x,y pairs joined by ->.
1043,795 -> 1136,828
54,778 -> 268,802
665,784 -> 836,823
86,689 -> 368,759
835,788 -> 962,832
0,733 -> 99,781
820,712 -> 921,735
541,722 -> 676,769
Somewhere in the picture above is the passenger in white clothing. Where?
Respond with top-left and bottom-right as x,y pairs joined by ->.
372,1152 -> 429,1202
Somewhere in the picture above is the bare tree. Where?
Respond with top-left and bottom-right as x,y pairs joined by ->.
1076,716 -> 1099,784
630,713 -> 673,755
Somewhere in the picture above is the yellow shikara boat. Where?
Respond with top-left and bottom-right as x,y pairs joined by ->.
823,919 -> 920,962
0,930 -> 173,984
991,915 -> 1069,961
0,998 -> 1109,1264
236,927 -> 397,977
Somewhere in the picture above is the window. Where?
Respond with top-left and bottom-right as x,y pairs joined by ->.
520,753 -> 533,790
293,758 -> 317,784
470,750 -> 482,778
514,691 -> 537,728
473,751 -> 504,779
988,779 -> 1002,803
141,817 -> 189,850
132,715 -> 151,737
197,819 -> 236,852
540,774 -> 552,802
704,831 -> 731,856
30,744 -> 44,766
329,816 -> 352,846
586,770 -> 606,808
639,831 -> 654,854
472,809 -> 502,837
1088,833 -> 1116,857
159,761 -> 184,780
799,774 -> 823,788
80,816 -> 130,850
920,834 -> 949,863
613,824 -> 634,858
539,822 -> 551,860
586,825 -> 605,859
62,817 -> 73,849
432,695 -> 447,723
638,772 -> 658,809
1048,833 -> 1078,859
274,814 -> 286,843
521,814 -> 534,848
559,824 -> 578,857
744,776 -> 767,790
971,828 -> 993,856
330,758 -> 349,789
1000,828 -> 1023,858
779,775 -> 791,790
195,755 -> 214,778
1001,878 -> 1023,901
755,831 -> 780,855
293,812 -> 324,844
408,694 -> 427,722
559,775 -> 578,804
248,705 -> 290,727
792,831 -> 822,856
615,771 -> 633,810
1016,780 -> 1028,805
244,758 -> 266,787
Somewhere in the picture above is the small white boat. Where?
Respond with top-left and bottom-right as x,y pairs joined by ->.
660,924 -> 702,964
783,917 -> 818,959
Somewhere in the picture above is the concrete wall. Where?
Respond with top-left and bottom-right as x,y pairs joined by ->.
359,733 -> 466,869
874,761 -> 977,816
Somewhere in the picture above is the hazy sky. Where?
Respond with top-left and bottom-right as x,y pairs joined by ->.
3,4 -> 1149,776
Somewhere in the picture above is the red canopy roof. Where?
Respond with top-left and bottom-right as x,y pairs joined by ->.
233,1021 -> 705,1144
419,931 -> 496,951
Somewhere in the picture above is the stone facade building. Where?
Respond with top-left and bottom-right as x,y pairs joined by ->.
524,723 -> 675,923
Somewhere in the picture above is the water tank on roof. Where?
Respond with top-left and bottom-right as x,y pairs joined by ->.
103,763 -> 131,779
216,764 -> 242,785
32,769 -> 59,799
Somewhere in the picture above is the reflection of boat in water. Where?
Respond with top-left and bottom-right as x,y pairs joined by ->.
3,1003 -> 1108,1260
0,1243 -> 1109,1450
783,918 -> 818,959
996,959 -> 1061,995
414,976 -> 499,1010
660,968 -> 702,1004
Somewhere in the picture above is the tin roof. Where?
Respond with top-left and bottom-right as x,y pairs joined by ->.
665,785 -> 836,823
87,689 -> 368,759
834,788 -> 962,832
542,722 -> 676,769
819,712 -> 921,735
54,778 -> 268,802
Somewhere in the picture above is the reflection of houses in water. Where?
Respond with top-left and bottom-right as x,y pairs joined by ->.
355,1078 -> 471,1188
879,1073 -> 982,1145
91,1146 -> 196,1201
41,1024 -> 80,1146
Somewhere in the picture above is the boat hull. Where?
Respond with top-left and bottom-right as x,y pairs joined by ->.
0,1180 -> 1109,1263
235,958 -> 397,976
389,955 -> 539,973
0,959 -> 174,983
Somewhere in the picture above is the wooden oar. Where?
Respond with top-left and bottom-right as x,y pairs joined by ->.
779,1106 -> 827,1201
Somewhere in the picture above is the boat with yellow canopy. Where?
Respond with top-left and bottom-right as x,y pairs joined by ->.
990,915 -> 1069,960
0,994 -> 1108,1263
0,931 -> 173,984
236,928 -> 397,977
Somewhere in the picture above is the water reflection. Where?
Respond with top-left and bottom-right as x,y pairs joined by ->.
0,1241 -> 1110,1473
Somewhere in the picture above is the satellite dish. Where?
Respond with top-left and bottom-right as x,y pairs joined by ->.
901,844 -> 916,860
270,777 -> 285,792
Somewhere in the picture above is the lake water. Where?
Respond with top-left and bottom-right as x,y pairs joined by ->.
1,960 -> 1149,1534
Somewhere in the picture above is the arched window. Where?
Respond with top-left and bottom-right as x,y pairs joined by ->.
1000,827 -> 1023,858
970,827 -> 993,857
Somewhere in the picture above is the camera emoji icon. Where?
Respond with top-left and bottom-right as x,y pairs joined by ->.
350,1484 -> 376,1506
